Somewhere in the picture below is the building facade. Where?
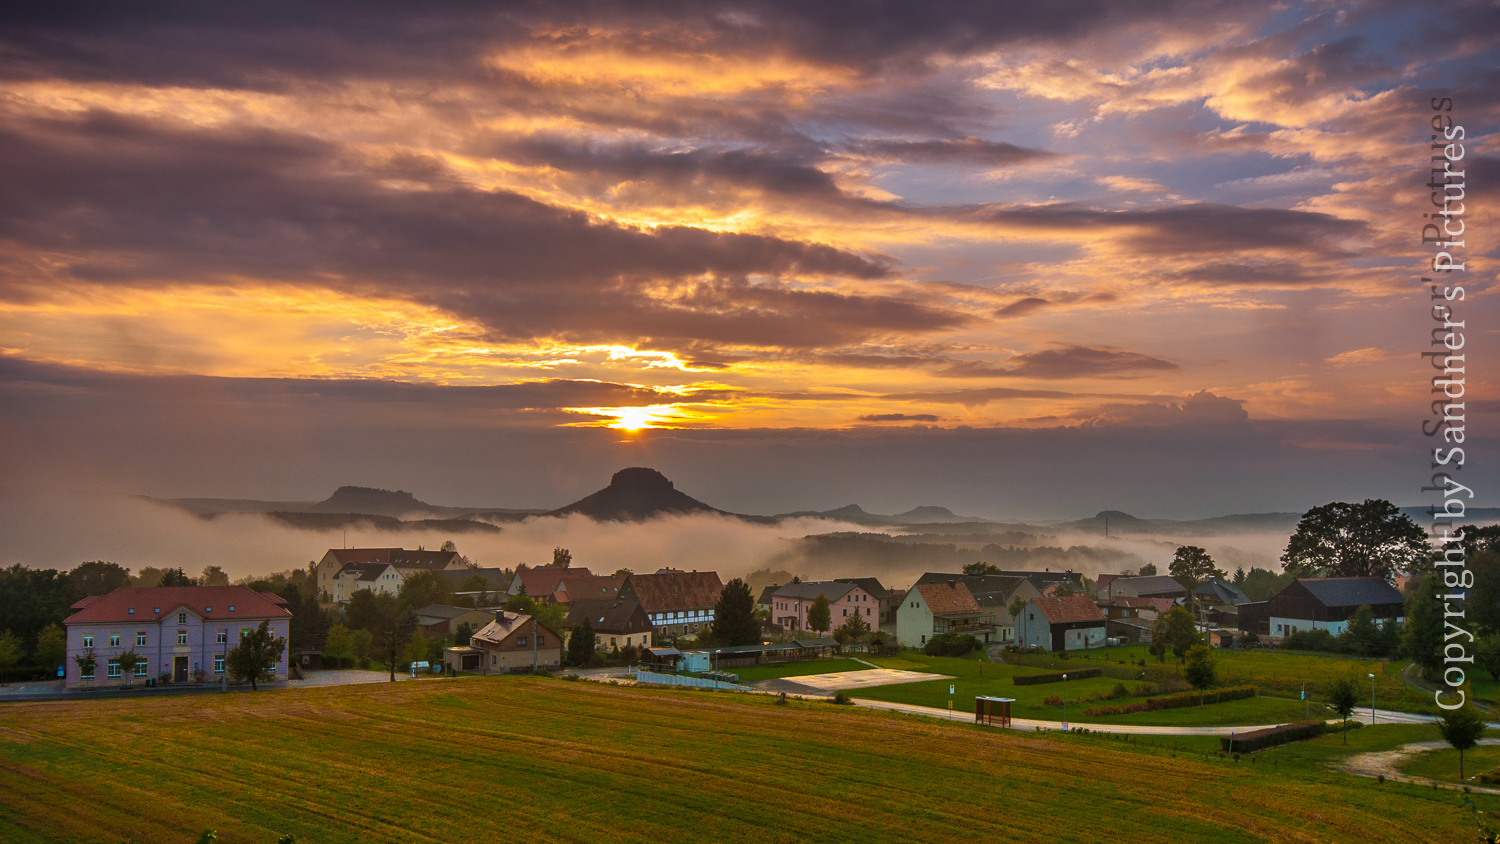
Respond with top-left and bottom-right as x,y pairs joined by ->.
895,581 -> 994,648
63,586 -> 292,689
1014,596 -> 1108,651
469,611 -> 562,672
769,581 -> 879,634
620,569 -> 724,639
315,547 -> 469,603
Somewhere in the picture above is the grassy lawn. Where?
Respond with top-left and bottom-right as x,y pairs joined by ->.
0,677 -> 1484,843
856,654 -> 1333,726
731,658 -> 870,683
1045,645 -> 1434,713
1398,744 -> 1500,784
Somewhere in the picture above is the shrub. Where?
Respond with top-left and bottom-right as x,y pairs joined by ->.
1013,668 -> 1102,686
924,633 -> 982,657
1282,628 -> 1342,653
1110,683 -> 1130,700
1086,685 -> 1258,716
833,691 -> 854,705
1220,720 -> 1324,753
1043,694 -> 1063,706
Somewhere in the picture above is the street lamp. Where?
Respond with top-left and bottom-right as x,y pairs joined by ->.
1368,673 -> 1376,725
1062,673 -> 1068,730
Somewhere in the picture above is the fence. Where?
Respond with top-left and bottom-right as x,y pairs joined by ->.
634,670 -> 750,691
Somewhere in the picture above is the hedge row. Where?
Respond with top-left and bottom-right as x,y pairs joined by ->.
1221,720 -> 1324,753
1084,684 -> 1258,716
1013,668 -> 1102,686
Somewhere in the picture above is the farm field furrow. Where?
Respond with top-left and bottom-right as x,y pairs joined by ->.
0,677 -> 1479,843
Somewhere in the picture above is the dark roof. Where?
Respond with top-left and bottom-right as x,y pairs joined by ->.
559,575 -> 626,602
914,573 -> 1033,606
1030,596 -> 1107,625
565,598 -> 649,634
415,604 -> 476,620
773,581 -> 856,602
834,577 -> 889,601
756,585 -> 780,606
388,549 -> 462,570
1105,575 -> 1184,596
793,637 -> 839,648
708,642 -> 800,655
1296,577 -> 1405,608
996,570 -> 1083,588
65,586 -> 293,625
623,570 -> 724,613
1193,578 -> 1250,605
338,561 -> 394,582
439,567 -> 511,591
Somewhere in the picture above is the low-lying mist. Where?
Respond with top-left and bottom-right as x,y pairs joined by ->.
0,486 -> 1298,590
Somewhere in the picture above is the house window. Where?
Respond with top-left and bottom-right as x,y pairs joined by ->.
107,659 -> 122,679
611,638 -> 617,646
596,636 -> 602,644
537,636 -> 546,646
216,629 -> 227,644
82,633 -> 94,649
178,613 -> 187,624
136,632 -> 147,646
214,655 -> 225,674
177,630 -> 188,645
519,637 -> 527,646
842,609 -> 847,617
109,633 -> 120,647
134,660 -> 149,677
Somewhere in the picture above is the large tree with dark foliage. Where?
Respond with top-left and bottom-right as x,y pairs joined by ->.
158,567 -> 195,587
0,565 -> 77,663
70,561 -> 131,597
365,593 -> 417,682
567,618 -> 595,666
1402,575 -> 1444,680
1281,499 -> 1428,580
225,620 -> 287,691
1169,546 -> 1223,610
710,579 -> 760,647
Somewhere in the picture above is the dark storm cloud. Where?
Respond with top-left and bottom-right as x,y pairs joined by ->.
846,137 -> 1058,167
0,357 -> 726,410
964,202 -> 1369,259
994,297 -> 1051,318
858,413 -> 940,422
1,1 -> 1261,87
0,112 -> 979,349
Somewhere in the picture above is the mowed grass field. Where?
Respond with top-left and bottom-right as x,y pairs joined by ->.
0,677 -> 1482,843
850,655 -> 1334,726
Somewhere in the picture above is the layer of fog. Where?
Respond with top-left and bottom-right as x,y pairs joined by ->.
0,487 -> 1298,590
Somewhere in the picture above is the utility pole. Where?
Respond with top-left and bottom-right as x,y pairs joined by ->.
532,616 -> 538,672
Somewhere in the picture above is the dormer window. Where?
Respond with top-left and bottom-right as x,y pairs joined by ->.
205,607 -> 212,613
228,606 -> 235,612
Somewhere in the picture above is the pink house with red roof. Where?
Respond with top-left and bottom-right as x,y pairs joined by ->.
63,586 -> 292,688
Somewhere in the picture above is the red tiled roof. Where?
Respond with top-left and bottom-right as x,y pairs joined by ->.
1032,595 -> 1107,625
915,582 -> 981,616
622,570 -> 724,614
557,575 -> 626,603
64,586 -> 292,625
514,566 -> 594,597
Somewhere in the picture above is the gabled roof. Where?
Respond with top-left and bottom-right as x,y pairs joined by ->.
623,570 -> 724,613
1105,575 -> 1184,596
756,585 -> 780,606
415,604 -> 478,620
387,549 -> 462,570
65,586 -> 292,625
558,575 -> 626,602
1193,577 -> 1250,605
513,566 -> 594,596
1096,573 -> 1120,592
1295,577 -> 1405,608
338,562 -> 396,582
834,577 -> 889,601
471,611 -> 560,647
326,548 -> 400,565
914,582 -> 981,617
565,598 -> 649,633
439,567 -> 510,591
913,573 -> 1034,607
772,580 -> 856,602
1030,595 -> 1107,625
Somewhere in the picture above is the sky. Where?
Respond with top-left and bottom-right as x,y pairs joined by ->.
1,1 -> 1497,523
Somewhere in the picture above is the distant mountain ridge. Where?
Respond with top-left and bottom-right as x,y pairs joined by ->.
549,467 -> 722,521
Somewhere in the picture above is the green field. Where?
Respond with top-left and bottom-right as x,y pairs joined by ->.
1020,645 -> 1434,713
850,655 -> 1334,726
1398,744 -> 1500,784
0,677 -> 1482,843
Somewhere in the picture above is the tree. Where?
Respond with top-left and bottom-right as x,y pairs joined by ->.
70,561 -> 132,596
1281,499 -> 1429,579
1148,641 -> 1166,663
344,589 -> 382,632
1170,546 -> 1223,612
324,623 -> 355,669
551,547 -> 572,568
73,650 -> 96,682
1327,674 -> 1359,743
225,620 -> 287,691
834,611 -> 869,647
199,566 -> 230,587
1438,703 -> 1489,781
0,565 -> 78,657
1478,634 -> 1500,681
454,621 -> 475,647
807,594 -> 831,634
440,540 -> 458,552
963,562 -> 1001,576
1153,605 -> 1201,662
115,649 -> 142,686
158,567 -> 195,587
459,572 -> 491,595
1345,604 -> 1379,657
36,623 -> 66,673
612,568 -> 633,577
1402,575 -> 1444,681
1053,584 -> 1075,597
1138,562 -> 1158,577
1007,595 -> 1027,622
404,629 -> 429,668
710,579 -> 760,647
1183,644 -> 1216,705
367,595 -> 417,682
1466,551 -> 1500,637
1232,566 -> 1245,587
568,618 -> 595,667
0,631 -> 20,684
398,570 -> 451,610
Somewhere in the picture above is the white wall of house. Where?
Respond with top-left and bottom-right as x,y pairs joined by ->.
896,590 -> 934,648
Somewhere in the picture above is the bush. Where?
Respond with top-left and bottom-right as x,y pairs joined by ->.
1110,683 -> 1130,700
357,657 -> 371,670
1013,668 -> 1102,686
1085,685 -> 1258,716
1043,694 -> 1063,706
1282,628 -> 1342,653
833,691 -> 854,705
1222,720 -> 1325,753
924,633 -> 982,657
